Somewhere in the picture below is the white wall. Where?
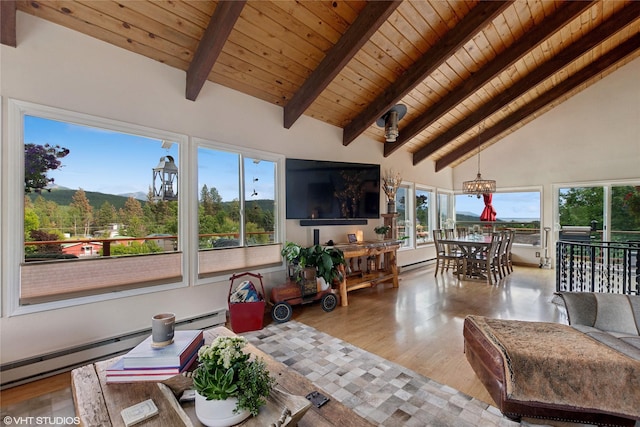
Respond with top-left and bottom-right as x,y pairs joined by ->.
0,13 -> 445,364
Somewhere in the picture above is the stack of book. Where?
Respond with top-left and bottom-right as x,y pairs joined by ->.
106,329 -> 204,383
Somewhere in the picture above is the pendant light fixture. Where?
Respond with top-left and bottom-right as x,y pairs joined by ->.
462,122 -> 496,198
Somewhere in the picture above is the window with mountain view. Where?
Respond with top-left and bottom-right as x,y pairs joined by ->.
197,147 -> 277,249
17,106 -> 184,306
196,143 -> 281,278
455,191 -> 541,246
24,115 -> 180,260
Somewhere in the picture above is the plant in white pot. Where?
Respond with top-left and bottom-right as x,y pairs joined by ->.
192,336 -> 275,427
374,225 -> 391,240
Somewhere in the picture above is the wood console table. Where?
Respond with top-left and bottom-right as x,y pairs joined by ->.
334,240 -> 401,306
71,327 -> 373,427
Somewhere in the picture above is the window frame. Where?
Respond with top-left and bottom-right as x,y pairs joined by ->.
455,187 -> 543,247
394,182 -> 414,250
193,138 -> 285,282
7,99 -> 190,315
554,179 -> 640,242
415,185 -> 435,246
436,190 -> 455,231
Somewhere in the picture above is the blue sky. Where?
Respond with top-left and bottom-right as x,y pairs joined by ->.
25,116 -> 274,201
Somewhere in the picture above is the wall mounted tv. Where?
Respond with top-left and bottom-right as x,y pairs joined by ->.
285,158 -> 380,220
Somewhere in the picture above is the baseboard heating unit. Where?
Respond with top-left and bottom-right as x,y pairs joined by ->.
0,310 -> 226,389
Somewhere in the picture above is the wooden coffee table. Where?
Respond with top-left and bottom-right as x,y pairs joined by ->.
71,326 -> 373,427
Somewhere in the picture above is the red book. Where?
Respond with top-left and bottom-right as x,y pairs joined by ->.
122,330 -> 203,369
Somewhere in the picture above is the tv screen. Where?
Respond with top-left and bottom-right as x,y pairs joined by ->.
285,158 -> 380,219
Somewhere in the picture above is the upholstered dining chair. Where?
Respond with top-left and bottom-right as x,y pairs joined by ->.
433,229 -> 466,279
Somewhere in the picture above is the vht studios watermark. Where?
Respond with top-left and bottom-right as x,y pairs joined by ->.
3,416 -> 80,425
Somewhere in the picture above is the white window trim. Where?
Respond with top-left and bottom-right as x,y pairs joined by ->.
395,181 -> 415,251
415,184 -> 436,245
192,137 -> 285,286
553,179 -> 640,240
5,99 -> 190,316
454,185 -> 544,247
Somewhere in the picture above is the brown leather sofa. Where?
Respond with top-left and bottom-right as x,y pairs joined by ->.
463,292 -> 640,426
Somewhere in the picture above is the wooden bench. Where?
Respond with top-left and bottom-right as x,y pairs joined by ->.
71,326 -> 373,427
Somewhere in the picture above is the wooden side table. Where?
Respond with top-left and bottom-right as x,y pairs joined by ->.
334,241 -> 401,306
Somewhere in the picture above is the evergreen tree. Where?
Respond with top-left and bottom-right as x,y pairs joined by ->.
96,201 -> 118,231
70,188 -> 93,237
120,196 -> 146,236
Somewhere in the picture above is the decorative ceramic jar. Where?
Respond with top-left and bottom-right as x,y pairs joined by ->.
195,392 -> 250,427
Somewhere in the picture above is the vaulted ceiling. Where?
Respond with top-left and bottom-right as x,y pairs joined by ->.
2,1 -> 639,170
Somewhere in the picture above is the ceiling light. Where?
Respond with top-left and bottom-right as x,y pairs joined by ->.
462,123 -> 496,198
376,104 -> 407,142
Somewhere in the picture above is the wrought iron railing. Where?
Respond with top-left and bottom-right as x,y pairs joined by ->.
556,240 -> 640,295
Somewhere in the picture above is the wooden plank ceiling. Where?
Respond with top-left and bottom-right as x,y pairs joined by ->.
4,0 -> 640,170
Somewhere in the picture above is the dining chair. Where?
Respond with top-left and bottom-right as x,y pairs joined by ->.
504,230 -> 516,274
432,229 -> 466,279
496,231 -> 510,278
470,232 -> 502,285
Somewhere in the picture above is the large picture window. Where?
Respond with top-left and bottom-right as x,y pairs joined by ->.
12,101 -> 187,307
455,191 -> 541,246
558,183 -> 640,243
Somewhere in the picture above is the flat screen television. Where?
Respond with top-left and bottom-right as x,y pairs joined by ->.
285,158 -> 380,219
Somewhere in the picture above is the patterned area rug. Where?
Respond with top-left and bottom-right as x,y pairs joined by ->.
242,321 -> 520,427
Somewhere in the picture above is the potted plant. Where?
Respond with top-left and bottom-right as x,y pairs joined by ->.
374,225 -> 391,240
192,336 -> 275,427
281,241 -> 303,279
301,244 -> 345,287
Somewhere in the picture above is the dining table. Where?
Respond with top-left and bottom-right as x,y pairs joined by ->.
438,234 -> 494,282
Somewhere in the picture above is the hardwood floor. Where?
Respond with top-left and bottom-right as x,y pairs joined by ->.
288,263 -> 560,406
1,264 -> 560,410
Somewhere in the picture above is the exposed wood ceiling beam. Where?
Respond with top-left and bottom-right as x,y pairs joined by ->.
342,0 -> 512,147
186,1 -> 246,101
284,1 -> 401,130
435,32 -> 640,172
0,0 -> 17,47
384,0 -> 594,158
415,1 -> 640,167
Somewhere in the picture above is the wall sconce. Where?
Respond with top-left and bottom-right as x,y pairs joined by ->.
376,104 -> 407,142
152,155 -> 178,201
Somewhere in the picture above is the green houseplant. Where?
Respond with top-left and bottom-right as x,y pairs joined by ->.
281,242 -> 345,286
374,225 -> 391,239
300,244 -> 346,286
192,336 -> 275,426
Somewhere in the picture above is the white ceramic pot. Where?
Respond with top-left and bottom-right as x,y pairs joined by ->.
195,392 -> 250,427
